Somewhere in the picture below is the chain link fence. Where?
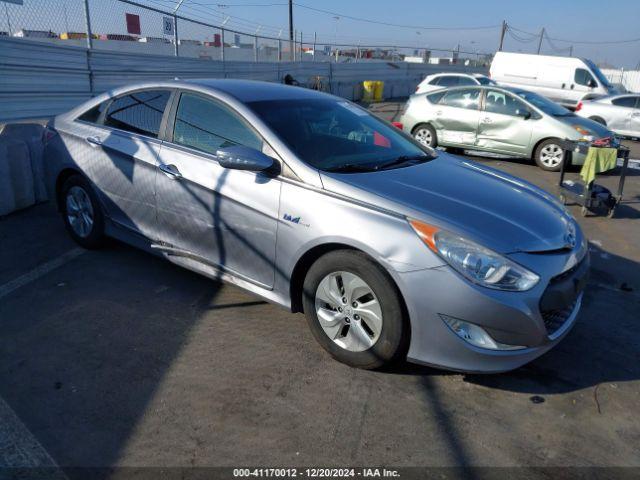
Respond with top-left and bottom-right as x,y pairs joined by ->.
0,0 -> 490,65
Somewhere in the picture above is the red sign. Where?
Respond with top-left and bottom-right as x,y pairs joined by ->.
125,13 -> 141,35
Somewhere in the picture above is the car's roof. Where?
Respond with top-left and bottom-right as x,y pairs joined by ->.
429,72 -> 486,78
185,78 -> 330,102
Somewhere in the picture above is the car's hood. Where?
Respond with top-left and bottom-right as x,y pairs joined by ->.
555,114 -> 612,138
320,155 -> 578,254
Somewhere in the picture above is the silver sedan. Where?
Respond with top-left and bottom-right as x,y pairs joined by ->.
44,79 -> 588,372
576,94 -> 640,138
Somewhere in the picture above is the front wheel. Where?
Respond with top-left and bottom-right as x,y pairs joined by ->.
534,139 -> 566,172
302,250 -> 408,369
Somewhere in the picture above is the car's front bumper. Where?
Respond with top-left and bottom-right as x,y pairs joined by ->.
396,254 -> 589,373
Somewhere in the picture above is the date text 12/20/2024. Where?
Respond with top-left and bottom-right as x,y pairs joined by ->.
233,468 -> 400,478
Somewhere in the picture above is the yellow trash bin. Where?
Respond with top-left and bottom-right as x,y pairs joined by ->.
362,81 -> 377,102
374,81 -> 384,101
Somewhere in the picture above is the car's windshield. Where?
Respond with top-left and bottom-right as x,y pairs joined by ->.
476,76 -> 496,85
248,98 -> 434,172
584,59 -> 612,88
513,90 -> 573,116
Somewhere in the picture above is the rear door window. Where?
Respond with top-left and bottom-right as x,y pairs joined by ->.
103,90 -> 171,138
439,88 -> 480,110
437,76 -> 460,88
77,101 -> 109,124
457,77 -> 477,86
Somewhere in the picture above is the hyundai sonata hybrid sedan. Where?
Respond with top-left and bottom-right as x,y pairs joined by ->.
44,79 -> 588,372
401,85 -> 614,171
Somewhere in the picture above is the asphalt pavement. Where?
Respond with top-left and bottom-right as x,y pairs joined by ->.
0,104 -> 639,476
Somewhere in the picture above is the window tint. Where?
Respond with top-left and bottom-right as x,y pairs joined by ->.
173,93 -> 262,155
484,90 -> 529,116
104,90 -> 170,138
427,91 -> 446,104
77,101 -> 109,124
612,96 -> 637,108
575,68 -> 596,87
457,77 -> 477,86
437,76 -> 460,88
440,88 -> 480,110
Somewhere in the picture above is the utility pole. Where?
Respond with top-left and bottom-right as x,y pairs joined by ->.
288,0 -> 294,61
536,27 -> 545,54
498,20 -> 507,52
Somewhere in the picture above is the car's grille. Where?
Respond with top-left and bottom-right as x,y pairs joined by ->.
539,256 -> 588,338
541,300 -> 576,337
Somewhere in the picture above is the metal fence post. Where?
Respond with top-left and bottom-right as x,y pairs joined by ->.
277,39 -> 281,62
173,15 -> 179,56
312,32 -> 316,62
220,28 -> 225,62
254,35 -> 258,62
82,0 -> 93,49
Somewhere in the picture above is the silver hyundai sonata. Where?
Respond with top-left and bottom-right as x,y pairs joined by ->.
44,79 -> 589,373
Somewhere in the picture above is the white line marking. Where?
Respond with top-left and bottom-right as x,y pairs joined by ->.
0,396 -> 67,478
0,248 -> 86,300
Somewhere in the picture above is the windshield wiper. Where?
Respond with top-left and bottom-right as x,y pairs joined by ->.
376,155 -> 432,171
324,163 -> 379,173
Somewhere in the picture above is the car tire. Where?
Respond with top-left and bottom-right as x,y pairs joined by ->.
60,175 -> 105,249
302,250 -> 408,369
412,124 -> 437,148
589,116 -> 607,126
534,139 -> 566,172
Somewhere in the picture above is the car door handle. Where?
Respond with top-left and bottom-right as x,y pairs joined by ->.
481,117 -> 492,124
159,163 -> 182,179
86,136 -> 102,147
561,83 -> 566,89
570,84 -> 575,89
435,110 -> 443,116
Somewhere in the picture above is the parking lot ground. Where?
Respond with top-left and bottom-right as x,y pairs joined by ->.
1,112 -> 640,475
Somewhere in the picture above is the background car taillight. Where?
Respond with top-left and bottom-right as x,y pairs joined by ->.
575,101 -> 583,112
391,122 -> 403,130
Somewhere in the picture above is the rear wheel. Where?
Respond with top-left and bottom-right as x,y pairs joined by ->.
60,175 -> 105,249
412,124 -> 437,148
534,139 -> 566,171
302,250 -> 407,369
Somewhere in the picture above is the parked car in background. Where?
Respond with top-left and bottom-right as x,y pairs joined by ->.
44,79 -> 588,373
576,94 -> 640,139
490,52 -> 620,109
400,85 -> 614,171
415,73 -> 495,94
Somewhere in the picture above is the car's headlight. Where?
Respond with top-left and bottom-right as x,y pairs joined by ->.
409,220 -> 540,291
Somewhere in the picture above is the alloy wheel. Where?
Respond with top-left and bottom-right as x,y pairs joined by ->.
314,271 -> 383,352
66,185 -> 94,238
414,128 -> 433,147
539,143 -> 564,168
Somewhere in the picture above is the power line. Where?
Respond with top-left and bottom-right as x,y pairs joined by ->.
509,24 -> 640,45
292,2 -> 501,32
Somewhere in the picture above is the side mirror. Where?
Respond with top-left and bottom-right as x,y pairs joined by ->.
516,109 -> 532,120
216,145 -> 278,174
588,79 -> 597,88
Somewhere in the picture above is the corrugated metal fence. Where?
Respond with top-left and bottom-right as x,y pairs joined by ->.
0,36 -> 487,122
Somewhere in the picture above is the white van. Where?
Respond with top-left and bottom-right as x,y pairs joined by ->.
490,52 -> 620,108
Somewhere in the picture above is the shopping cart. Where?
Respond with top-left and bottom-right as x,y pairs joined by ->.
557,139 -> 631,218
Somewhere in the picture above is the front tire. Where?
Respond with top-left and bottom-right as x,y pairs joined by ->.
60,175 -> 105,249
412,124 -> 437,148
302,250 -> 407,369
534,139 -> 566,172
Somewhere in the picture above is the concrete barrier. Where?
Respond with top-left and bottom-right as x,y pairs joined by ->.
0,137 -> 34,216
0,123 -> 47,203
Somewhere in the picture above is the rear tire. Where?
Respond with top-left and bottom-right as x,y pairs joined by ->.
412,124 -> 437,148
302,250 -> 408,369
534,139 -> 566,172
60,175 -> 105,249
